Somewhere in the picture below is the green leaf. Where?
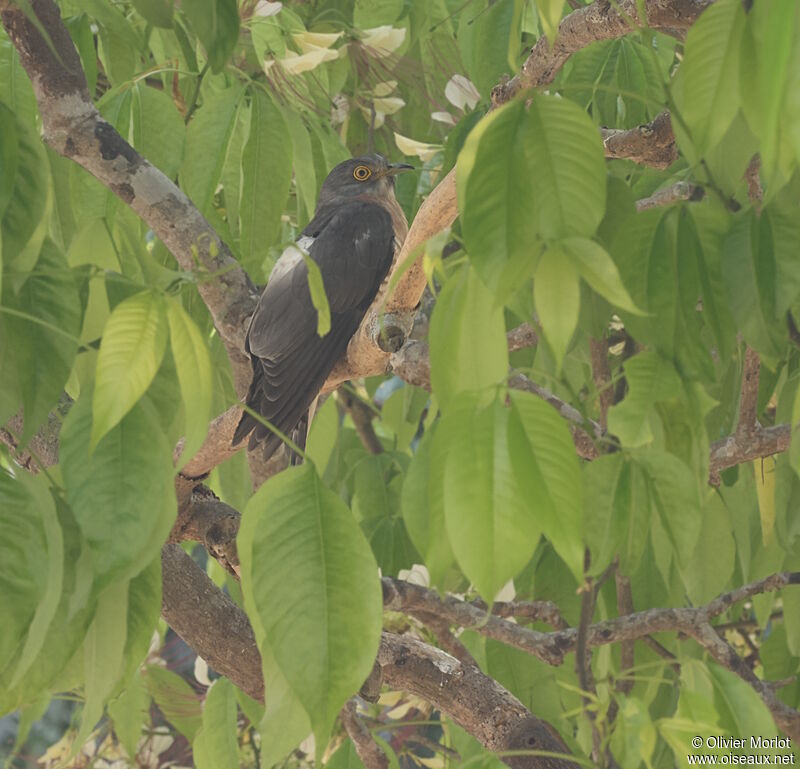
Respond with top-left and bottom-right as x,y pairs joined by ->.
240,89 -> 292,279
683,492 -> 735,604
429,265 -> 508,407
301,251 -> 332,337
144,665 -> 202,741
563,36 -> 670,129
0,238 -> 81,439
708,663 -> 776,740
458,0 -> 521,98
634,450 -> 703,572
109,675 -> 149,760
238,463 -> 382,749
180,85 -> 244,215
722,212 -> 785,362
0,102 -> 49,274
305,396 -> 339,475
122,556 -> 162,684
166,300 -> 212,467
524,94 -> 607,241
534,244 -> 579,372
61,390 -> 176,589
132,0 -> 173,28
92,290 -> 168,448
0,470 -> 61,684
607,352 -> 682,448
256,641 -> 311,766
671,0 -> 745,154
535,0 -> 565,44
77,579 -> 129,745
131,83 -> 185,179
767,192 -> 800,316
509,390 -> 584,582
439,392 -> 540,600
583,454 -> 650,577
0,102 -> 18,222
401,427 -> 455,587
743,0 -> 797,176
562,236 -> 644,315
354,0 -> 404,27
194,678 -> 239,769
609,697 -> 657,769
7,479 -> 62,690
182,0 -> 240,73
457,100 -> 540,300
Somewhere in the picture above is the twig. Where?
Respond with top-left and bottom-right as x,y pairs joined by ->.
589,338 -> 613,430
635,181 -> 703,211
736,346 -> 761,437
480,599 -> 570,631
413,611 -> 479,667
341,699 -> 389,769
614,570 -> 635,697
744,155 -> 763,214
575,551 -> 602,762
340,390 -> 384,455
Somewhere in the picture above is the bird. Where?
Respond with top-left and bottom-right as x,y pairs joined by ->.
233,153 -> 413,458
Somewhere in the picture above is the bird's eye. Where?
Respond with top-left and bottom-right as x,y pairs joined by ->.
353,165 -> 372,181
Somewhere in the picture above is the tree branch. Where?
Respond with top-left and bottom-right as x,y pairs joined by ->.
160,545 -> 576,768
0,0 -> 257,392
600,111 -> 678,169
736,346 -> 761,437
340,699 -> 389,769
492,0 -> 712,105
382,573 -> 800,741
635,181 -> 703,210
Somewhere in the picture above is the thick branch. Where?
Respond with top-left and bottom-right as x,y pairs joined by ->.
492,0 -> 712,106
160,546 -> 575,768
0,0 -> 257,391
708,424 -> 790,476
161,544 -> 264,701
378,634 -> 576,769
601,111 -> 678,169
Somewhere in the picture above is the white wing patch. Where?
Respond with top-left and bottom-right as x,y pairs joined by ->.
269,236 -> 315,282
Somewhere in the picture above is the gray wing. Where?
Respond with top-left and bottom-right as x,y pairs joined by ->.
233,201 -> 395,455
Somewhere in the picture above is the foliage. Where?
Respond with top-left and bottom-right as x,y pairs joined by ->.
1,0 -> 800,767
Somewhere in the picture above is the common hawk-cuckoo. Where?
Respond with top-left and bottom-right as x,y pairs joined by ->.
233,154 -> 413,457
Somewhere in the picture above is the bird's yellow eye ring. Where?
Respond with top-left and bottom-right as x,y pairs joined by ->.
353,165 -> 372,181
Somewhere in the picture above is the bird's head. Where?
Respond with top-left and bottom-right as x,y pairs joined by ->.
317,154 -> 414,206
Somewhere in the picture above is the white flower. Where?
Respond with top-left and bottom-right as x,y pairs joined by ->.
137,727 -> 174,769
494,578 -> 516,603
361,25 -> 406,57
445,74 -> 480,111
393,131 -> 442,162
292,30 -> 342,53
431,111 -> 456,125
194,655 -> 212,686
397,563 -> 430,587
254,0 -> 282,16
331,94 -> 349,124
374,96 -> 405,115
275,45 -> 339,75
373,80 -> 398,97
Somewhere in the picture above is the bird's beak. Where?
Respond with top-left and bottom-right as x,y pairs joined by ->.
386,163 -> 415,176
